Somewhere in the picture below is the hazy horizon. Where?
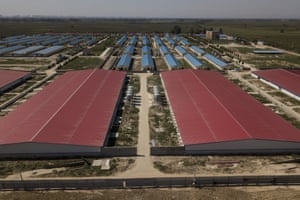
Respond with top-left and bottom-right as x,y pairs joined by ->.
1,0 -> 300,19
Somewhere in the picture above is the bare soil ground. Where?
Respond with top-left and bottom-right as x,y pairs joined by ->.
153,155 -> 300,176
155,58 -> 169,71
1,187 -> 300,200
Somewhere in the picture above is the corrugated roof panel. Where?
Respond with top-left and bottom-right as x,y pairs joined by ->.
0,45 -> 25,55
86,38 -> 98,46
180,39 -> 190,46
190,46 -> 205,55
142,54 -> 154,68
142,46 -> 152,55
175,46 -> 187,55
116,35 -> 128,46
33,46 -> 64,56
123,45 -> 135,55
164,54 -> 180,69
253,69 -> 300,98
0,69 -> 126,147
117,54 -> 132,68
184,54 -> 203,68
160,45 -> 170,55
204,54 -> 228,68
142,36 -> 150,46
161,69 -> 300,145
11,46 -> 45,55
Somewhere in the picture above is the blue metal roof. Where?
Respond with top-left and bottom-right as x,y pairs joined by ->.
142,46 -> 152,55
0,45 -> 25,55
154,36 -> 164,46
4,35 -> 26,41
190,46 -> 205,55
0,46 -> 4,49
129,36 -> 138,46
142,54 -> 154,68
174,35 -> 182,41
116,35 -> 128,46
86,38 -> 97,46
164,54 -> 180,69
142,36 -> 150,46
33,46 -> 64,56
160,45 -> 170,55
180,39 -> 190,46
184,54 -> 203,68
204,54 -> 228,68
69,37 -> 84,45
7,37 -> 33,46
123,45 -> 135,55
41,38 -> 59,46
11,46 -> 45,55
175,46 -> 187,55
53,36 -> 74,45
253,50 -> 283,54
117,54 -> 132,68
164,35 -> 176,45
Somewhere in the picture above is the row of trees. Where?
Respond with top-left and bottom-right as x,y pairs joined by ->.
170,25 -> 224,34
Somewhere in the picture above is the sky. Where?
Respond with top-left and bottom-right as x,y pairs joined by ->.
1,0 -> 300,19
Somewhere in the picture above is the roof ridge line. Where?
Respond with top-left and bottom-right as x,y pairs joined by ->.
283,69 -> 300,78
181,70 -> 218,141
2,71 -> 79,143
67,70 -> 111,144
30,69 -> 98,142
192,70 -> 253,139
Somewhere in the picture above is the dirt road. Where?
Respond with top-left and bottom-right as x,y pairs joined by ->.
117,73 -> 164,178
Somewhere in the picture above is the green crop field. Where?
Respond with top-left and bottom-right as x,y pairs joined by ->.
0,19 -> 200,35
1,19 -> 300,53
202,20 -> 300,53
60,57 -> 103,70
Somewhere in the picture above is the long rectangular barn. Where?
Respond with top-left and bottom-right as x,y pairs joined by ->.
0,70 -> 32,94
0,69 -> 126,157
161,69 -> 300,154
253,69 -> 300,101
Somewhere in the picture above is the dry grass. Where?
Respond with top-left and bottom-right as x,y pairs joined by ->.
153,155 -> 300,175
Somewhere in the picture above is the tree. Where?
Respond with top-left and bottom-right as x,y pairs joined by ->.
189,27 -> 195,35
171,25 -> 182,34
219,28 -> 223,34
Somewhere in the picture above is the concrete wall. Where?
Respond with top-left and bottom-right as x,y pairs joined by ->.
185,139 -> 300,155
101,147 -> 137,157
1,175 -> 300,190
0,142 -> 101,158
151,147 -> 185,156
0,143 -> 137,158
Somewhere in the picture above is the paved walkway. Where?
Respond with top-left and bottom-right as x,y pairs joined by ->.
117,73 -> 164,178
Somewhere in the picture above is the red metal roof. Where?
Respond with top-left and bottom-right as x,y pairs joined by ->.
0,69 -> 31,90
0,69 -> 126,147
161,69 -> 300,145
254,69 -> 300,97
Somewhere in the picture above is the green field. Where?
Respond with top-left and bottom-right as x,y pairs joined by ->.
1,19 -> 300,54
60,57 -> 103,70
90,37 -> 118,55
0,19 -> 200,35
202,20 -> 300,53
